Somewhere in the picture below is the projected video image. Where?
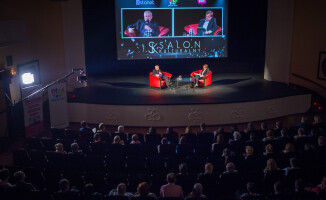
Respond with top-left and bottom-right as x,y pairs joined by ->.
123,9 -> 172,37
174,9 -> 222,36
115,0 -> 228,60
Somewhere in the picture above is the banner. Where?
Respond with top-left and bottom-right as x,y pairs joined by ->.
48,83 -> 69,129
22,86 -> 44,137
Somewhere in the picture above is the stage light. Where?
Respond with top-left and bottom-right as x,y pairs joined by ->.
72,94 -> 76,98
77,69 -> 87,83
313,102 -> 317,106
21,72 -> 35,85
318,107 -> 322,110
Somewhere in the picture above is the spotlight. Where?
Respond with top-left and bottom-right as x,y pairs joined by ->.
313,102 -> 317,106
21,72 -> 35,85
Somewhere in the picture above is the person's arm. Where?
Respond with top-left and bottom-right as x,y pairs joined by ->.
204,68 -> 210,76
207,18 -> 218,34
151,21 -> 161,36
127,20 -> 141,33
160,186 -> 164,197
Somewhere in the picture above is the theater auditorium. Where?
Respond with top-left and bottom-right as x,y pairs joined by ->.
0,0 -> 326,200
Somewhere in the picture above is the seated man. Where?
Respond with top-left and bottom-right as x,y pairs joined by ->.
127,10 -> 160,37
194,64 -> 210,87
197,10 -> 218,36
152,65 -> 170,88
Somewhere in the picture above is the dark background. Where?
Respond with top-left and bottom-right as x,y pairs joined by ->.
174,9 -> 222,36
122,9 -> 172,37
82,0 -> 267,77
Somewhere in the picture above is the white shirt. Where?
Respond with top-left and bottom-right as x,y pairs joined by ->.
203,21 -> 210,30
202,21 -> 212,34
200,68 -> 207,75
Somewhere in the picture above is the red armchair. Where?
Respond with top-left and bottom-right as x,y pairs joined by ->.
149,72 -> 172,89
184,24 -> 222,36
124,26 -> 169,37
190,70 -> 212,87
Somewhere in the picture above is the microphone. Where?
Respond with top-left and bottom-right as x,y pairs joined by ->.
145,20 -> 149,25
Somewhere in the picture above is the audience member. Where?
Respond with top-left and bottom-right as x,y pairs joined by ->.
80,121 -> 92,132
112,135 -> 125,145
196,123 -> 214,144
57,178 -> 79,193
222,148 -> 232,165
157,137 -> 168,154
147,127 -> 157,135
55,143 -> 67,155
108,183 -> 133,197
244,145 -> 254,157
130,134 -> 141,144
115,125 -> 128,142
184,126 -> 194,134
310,176 -> 326,196
211,133 -> 227,154
294,128 -> 307,140
185,183 -> 207,199
264,144 -> 274,156
160,173 -> 184,198
13,171 -> 36,191
134,182 -> 157,199
176,163 -> 194,197
262,130 -> 275,141
283,157 -> 300,176
164,127 -> 179,144
283,143 -> 295,153
264,159 -> 279,173
274,121 -> 283,137
69,142 -> 83,155
0,169 -> 13,190
266,181 -> 285,200
240,182 -> 263,200
221,162 -> 238,175
96,123 -> 111,143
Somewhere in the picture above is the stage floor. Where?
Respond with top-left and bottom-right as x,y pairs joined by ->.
69,73 -> 311,105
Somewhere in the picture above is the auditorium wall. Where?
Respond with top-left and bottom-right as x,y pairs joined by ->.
0,0 -> 86,103
290,0 -> 326,98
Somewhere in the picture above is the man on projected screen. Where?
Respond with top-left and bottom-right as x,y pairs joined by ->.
152,65 -> 170,88
197,10 -> 218,36
127,10 -> 160,37
194,64 -> 210,87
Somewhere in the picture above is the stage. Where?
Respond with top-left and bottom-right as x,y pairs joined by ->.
67,74 -> 312,126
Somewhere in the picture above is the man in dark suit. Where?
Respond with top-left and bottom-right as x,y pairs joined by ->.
127,10 -> 160,37
152,65 -> 170,88
197,10 -> 218,36
194,64 -> 210,87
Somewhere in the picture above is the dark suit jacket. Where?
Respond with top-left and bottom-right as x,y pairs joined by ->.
127,19 -> 160,37
199,68 -> 210,76
198,18 -> 218,35
152,69 -> 163,76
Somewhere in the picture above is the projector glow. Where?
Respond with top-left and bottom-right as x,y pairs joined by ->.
22,72 -> 35,84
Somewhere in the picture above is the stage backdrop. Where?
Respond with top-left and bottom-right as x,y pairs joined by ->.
115,0 -> 228,60
82,0 -> 267,76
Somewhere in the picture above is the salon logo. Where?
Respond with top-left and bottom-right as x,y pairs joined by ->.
168,0 -> 178,7
197,0 -> 207,6
136,0 -> 154,5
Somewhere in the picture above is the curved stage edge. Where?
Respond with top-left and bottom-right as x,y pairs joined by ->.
68,74 -> 311,126
68,94 -> 311,126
